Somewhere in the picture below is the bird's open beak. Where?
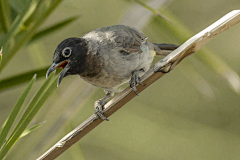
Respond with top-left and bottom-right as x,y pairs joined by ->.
46,60 -> 70,87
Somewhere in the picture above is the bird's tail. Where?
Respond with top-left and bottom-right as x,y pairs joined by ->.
152,43 -> 179,56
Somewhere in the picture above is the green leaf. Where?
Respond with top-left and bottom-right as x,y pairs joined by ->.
0,0 -> 38,48
0,66 -> 49,91
29,15 -> 80,43
8,71 -> 54,141
0,0 -> 11,32
0,0 -> 64,73
0,47 -> 2,66
0,74 -> 36,149
0,74 -> 58,159
8,0 -> 32,13
133,0 -> 172,22
20,121 -> 46,138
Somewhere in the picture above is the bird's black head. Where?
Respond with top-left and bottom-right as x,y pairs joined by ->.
46,37 -> 88,86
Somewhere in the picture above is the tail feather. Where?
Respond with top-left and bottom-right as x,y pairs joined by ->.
153,43 -> 179,56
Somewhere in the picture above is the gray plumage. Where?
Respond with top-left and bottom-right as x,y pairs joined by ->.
46,25 -> 178,120
81,25 -> 152,91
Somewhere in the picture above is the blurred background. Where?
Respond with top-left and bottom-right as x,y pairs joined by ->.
1,0 -> 240,159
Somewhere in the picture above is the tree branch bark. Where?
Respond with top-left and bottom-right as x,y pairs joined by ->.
37,10 -> 240,160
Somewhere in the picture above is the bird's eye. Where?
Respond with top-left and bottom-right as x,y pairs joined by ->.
62,47 -> 72,57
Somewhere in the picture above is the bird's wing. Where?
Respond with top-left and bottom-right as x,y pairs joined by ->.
100,25 -> 147,54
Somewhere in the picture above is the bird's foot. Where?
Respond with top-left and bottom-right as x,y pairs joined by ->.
94,100 -> 109,121
129,70 -> 144,95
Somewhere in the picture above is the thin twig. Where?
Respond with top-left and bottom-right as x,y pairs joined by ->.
37,10 -> 240,160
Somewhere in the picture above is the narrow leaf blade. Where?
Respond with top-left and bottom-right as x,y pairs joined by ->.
0,0 -> 38,49
0,0 -> 11,32
9,72 -> 55,141
0,74 -> 36,149
0,66 -> 50,91
20,121 -> 46,138
8,0 -> 32,13
0,75 -> 58,159
0,47 -> 2,66
0,0 -> 64,73
133,0 -> 172,22
29,16 -> 80,43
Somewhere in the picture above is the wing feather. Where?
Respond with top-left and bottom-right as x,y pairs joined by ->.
100,25 -> 147,54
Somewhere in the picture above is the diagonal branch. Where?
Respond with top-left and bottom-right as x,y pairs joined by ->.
37,10 -> 240,160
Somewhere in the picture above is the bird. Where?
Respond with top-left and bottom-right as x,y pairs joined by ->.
46,25 -> 178,121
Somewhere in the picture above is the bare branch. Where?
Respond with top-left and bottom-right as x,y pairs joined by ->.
37,10 -> 240,160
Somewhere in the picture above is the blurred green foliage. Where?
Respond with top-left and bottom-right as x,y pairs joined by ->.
0,0 -> 240,160
0,47 -> 2,66
0,0 -> 79,159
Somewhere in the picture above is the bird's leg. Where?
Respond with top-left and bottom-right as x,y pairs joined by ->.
94,90 -> 114,121
129,69 -> 145,95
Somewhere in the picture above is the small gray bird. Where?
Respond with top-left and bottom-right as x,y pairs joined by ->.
46,25 -> 178,120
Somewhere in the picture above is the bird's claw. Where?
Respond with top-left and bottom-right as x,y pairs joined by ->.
129,70 -> 144,95
94,100 -> 109,121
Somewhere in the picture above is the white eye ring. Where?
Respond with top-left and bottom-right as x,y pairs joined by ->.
62,47 -> 72,57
